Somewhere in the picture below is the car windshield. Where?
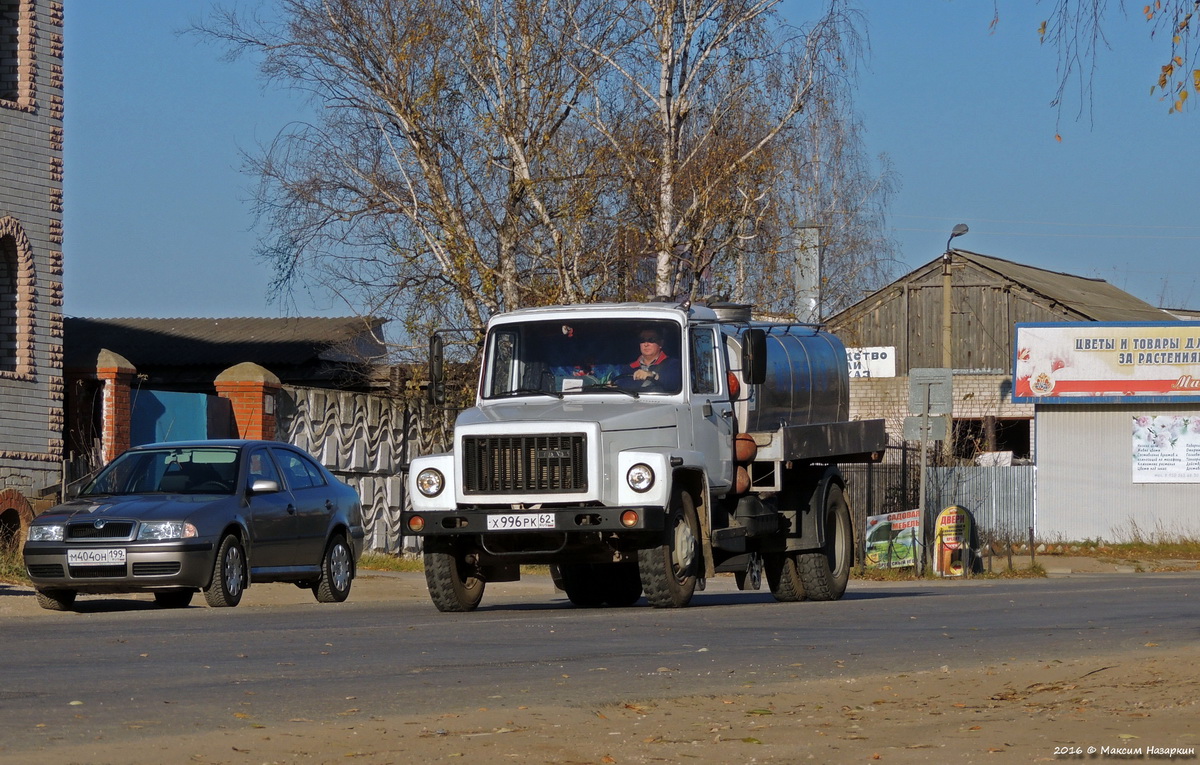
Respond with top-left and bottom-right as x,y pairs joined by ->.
83,447 -> 240,496
482,318 -> 682,398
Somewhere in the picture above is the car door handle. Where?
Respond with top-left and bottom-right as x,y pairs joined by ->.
325,500 -> 334,510
287,504 -> 296,515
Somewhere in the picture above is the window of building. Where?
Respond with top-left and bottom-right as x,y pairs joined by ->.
0,218 -> 32,379
0,0 -> 30,108
952,417 -> 1031,461
0,233 -> 17,372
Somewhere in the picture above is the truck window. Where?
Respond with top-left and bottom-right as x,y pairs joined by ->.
690,328 -> 719,395
482,319 -> 682,397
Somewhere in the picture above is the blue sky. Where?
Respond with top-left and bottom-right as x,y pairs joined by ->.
63,1 -> 1200,319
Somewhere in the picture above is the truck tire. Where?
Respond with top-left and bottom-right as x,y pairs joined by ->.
601,562 -> 643,607
796,484 -> 852,601
638,489 -> 700,608
424,539 -> 485,612
763,551 -> 806,602
558,563 -> 605,607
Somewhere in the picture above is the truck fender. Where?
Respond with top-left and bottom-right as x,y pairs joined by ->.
796,466 -> 845,551
668,468 -> 714,579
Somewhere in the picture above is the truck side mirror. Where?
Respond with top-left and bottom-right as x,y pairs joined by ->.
429,333 -> 446,407
742,329 -> 767,385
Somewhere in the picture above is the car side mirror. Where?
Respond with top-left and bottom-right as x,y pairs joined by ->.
250,479 -> 280,494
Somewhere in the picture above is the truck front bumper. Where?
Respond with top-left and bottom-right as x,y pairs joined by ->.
401,506 -> 667,537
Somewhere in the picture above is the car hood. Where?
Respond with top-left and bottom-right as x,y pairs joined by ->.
36,494 -> 235,523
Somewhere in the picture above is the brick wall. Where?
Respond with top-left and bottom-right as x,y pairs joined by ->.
0,0 -> 65,510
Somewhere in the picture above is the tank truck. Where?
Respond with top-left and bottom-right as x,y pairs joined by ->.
402,302 -> 887,611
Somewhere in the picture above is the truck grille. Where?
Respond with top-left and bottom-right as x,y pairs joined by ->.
462,434 -> 587,494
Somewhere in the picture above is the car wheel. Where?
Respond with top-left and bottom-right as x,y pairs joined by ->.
204,534 -> 246,608
35,588 -> 76,611
313,534 -> 353,603
154,590 -> 194,608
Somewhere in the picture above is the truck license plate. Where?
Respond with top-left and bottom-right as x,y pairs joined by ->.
486,513 -> 555,531
67,548 -> 127,566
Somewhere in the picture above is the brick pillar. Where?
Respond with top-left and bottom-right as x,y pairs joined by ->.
214,362 -> 282,441
95,349 -> 136,463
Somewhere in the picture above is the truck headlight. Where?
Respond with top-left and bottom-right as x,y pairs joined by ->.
27,524 -> 64,542
626,463 -> 655,493
137,521 -> 198,541
416,468 -> 445,497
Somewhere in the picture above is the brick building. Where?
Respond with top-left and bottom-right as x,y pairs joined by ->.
825,251 -> 1176,461
0,0 -> 65,541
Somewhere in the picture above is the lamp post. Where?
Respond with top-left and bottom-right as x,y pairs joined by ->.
942,223 -> 968,459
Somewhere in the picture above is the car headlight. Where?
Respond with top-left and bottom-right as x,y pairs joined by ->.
415,468 -> 445,498
137,521 -> 199,541
27,524 -> 64,542
626,463 -> 655,493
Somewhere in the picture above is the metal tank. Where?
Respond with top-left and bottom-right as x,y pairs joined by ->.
738,325 -> 850,432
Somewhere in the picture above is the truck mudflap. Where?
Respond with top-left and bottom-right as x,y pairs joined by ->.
403,506 -> 668,536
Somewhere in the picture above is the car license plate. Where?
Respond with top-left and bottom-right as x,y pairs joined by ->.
67,548 -> 127,566
486,513 -> 555,531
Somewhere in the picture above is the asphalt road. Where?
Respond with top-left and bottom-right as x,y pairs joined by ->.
0,572 -> 1196,754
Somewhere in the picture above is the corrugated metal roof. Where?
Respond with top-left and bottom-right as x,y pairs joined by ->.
958,251 -> 1176,322
65,316 -> 387,370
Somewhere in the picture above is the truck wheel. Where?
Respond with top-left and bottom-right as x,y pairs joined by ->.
558,563 -> 605,607
797,484 -> 852,601
638,489 -> 700,608
601,563 -> 643,607
763,551 -> 806,602
424,539 -> 485,612
204,534 -> 246,608
734,553 -> 763,591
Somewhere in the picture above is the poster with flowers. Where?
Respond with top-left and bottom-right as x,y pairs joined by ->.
1131,415 -> 1200,483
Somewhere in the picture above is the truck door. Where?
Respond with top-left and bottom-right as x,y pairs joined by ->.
689,326 -> 734,492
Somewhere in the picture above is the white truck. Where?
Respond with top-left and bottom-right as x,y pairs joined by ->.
402,301 -> 886,611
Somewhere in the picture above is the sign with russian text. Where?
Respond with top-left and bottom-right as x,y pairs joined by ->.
864,509 -> 920,569
1132,414 -> 1200,483
1013,322 -> 1200,403
845,346 -> 896,378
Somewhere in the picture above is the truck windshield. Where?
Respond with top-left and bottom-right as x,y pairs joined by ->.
483,318 -> 683,398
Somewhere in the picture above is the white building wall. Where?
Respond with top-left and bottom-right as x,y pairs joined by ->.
1036,404 -> 1200,542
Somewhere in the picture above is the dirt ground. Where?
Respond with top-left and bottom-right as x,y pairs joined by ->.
3,562 -> 1198,765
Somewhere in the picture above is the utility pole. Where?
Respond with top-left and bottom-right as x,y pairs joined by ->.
941,223 -> 968,459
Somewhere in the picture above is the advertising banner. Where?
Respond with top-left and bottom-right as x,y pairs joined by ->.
1013,322 -> 1200,404
864,509 -> 920,569
1131,414 -> 1200,483
845,346 -> 896,378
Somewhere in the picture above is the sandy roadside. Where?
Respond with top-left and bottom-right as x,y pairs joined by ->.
2,565 -> 1198,764
3,647 -> 1196,765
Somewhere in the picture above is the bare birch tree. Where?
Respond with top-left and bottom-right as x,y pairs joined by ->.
200,0 -> 896,340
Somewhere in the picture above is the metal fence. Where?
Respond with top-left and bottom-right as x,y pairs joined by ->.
841,456 -> 1037,561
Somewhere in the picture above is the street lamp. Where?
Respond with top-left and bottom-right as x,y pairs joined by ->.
941,223 -> 968,370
